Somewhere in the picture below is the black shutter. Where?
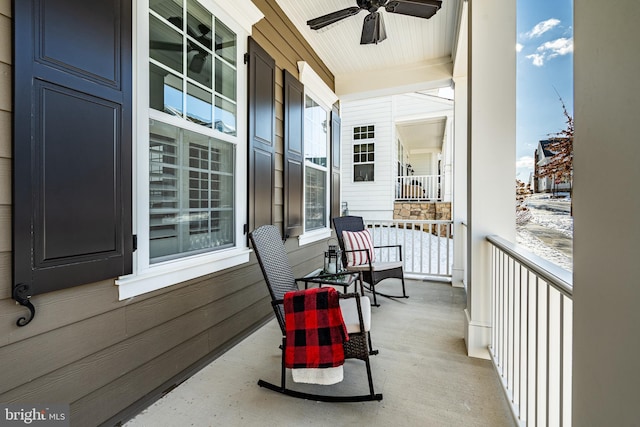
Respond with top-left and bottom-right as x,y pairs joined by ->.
283,70 -> 304,239
247,37 -> 275,233
12,0 -> 132,307
331,106 -> 342,222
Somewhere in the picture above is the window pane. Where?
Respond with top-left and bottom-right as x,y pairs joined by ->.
187,51 -> 212,88
186,82 -> 212,126
150,0 -> 182,27
150,63 -> 183,115
304,95 -> 327,167
150,14 -> 183,74
354,164 -> 374,182
214,96 -> 236,135
215,19 -> 236,66
187,0 -> 212,48
305,167 -> 326,230
149,120 -> 235,262
186,0 -> 213,88
215,58 -> 236,101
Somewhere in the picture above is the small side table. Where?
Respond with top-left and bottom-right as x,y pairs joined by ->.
298,268 -> 362,295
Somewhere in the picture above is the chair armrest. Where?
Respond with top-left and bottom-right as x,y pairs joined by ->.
372,244 -> 403,261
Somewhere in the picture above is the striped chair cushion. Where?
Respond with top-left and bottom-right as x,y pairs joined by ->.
342,230 -> 376,266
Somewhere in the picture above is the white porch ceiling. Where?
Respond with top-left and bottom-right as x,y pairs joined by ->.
274,0 -> 462,99
397,116 -> 447,152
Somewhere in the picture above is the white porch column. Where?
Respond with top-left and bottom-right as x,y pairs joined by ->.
465,0 -> 516,359
572,1 -> 640,425
452,77 -> 467,290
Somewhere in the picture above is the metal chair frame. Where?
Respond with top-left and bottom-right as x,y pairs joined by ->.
333,215 -> 409,306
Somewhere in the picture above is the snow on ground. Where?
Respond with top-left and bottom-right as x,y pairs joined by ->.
364,193 -> 573,276
516,228 -> 573,271
517,194 -> 573,271
369,226 -> 453,276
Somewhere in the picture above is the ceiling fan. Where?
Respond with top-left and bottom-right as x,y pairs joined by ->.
307,0 -> 442,45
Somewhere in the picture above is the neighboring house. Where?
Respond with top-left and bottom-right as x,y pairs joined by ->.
341,92 -> 453,220
534,139 -> 571,193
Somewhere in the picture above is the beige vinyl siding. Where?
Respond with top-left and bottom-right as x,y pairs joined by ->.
0,1 -> 333,425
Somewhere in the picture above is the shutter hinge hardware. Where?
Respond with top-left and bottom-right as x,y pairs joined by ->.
133,234 -> 138,252
12,283 -> 35,327
244,52 -> 250,64
243,224 -> 249,235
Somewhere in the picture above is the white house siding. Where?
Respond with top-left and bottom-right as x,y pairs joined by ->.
341,97 -> 395,220
341,92 -> 454,220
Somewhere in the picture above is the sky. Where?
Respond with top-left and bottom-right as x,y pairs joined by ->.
516,0 -> 574,182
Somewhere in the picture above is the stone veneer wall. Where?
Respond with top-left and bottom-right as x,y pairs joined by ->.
393,202 -> 452,221
393,202 -> 452,236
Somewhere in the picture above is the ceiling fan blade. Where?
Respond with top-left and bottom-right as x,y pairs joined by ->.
360,12 -> 387,45
384,0 -> 442,19
307,7 -> 362,30
150,41 -> 183,51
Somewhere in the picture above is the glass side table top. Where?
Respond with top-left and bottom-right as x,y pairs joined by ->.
299,268 -> 361,293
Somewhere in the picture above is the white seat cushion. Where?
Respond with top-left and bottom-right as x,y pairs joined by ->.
339,296 -> 371,333
345,261 -> 403,272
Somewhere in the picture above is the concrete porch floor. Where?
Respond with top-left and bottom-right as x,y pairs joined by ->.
125,279 -> 515,426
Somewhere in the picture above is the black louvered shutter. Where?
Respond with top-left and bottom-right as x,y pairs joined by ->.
247,37 -> 276,234
283,70 -> 304,239
13,0 -> 133,307
331,106 -> 342,222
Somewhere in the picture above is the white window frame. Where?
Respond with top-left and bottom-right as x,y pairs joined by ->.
116,0 -> 263,300
353,126 -> 375,182
297,62 -> 338,246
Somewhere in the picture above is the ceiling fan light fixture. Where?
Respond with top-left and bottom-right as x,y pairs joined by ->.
360,12 -> 387,44
189,52 -> 207,73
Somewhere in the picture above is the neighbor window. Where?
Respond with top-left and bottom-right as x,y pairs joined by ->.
304,94 -> 329,231
353,125 -> 375,182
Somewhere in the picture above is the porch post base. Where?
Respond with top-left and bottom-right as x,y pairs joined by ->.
464,308 -> 491,359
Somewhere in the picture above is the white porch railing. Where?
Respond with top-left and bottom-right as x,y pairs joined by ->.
396,175 -> 442,201
487,235 -> 573,427
363,219 -> 453,279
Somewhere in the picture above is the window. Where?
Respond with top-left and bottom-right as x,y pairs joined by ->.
296,61 -> 338,245
148,0 -> 237,263
149,122 -> 234,262
304,95 -> 329,231
149,0 -> 237,134
117,0 -> 263,299
353,125 -> 375,182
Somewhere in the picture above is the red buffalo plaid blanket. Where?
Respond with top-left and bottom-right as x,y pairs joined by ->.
284,287 -> 348,369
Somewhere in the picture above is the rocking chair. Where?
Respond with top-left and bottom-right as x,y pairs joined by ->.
249,225 -> 382,402
333,216 -> 408,306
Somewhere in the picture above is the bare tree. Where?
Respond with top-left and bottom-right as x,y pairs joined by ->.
535,95 -> 574,199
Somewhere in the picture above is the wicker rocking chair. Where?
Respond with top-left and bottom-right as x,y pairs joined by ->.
249,225 -> 382,402
333,216 -> 408,306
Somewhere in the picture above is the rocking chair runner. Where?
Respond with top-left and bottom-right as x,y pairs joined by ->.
249,225 -> 382,402
333,216 -> 408,306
